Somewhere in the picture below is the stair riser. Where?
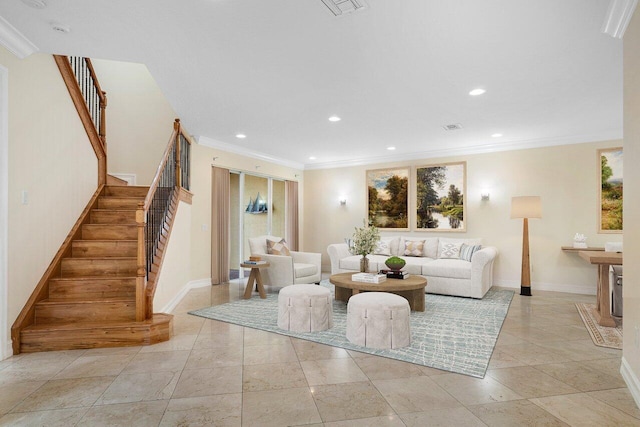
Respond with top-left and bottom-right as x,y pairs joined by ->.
104,186 -> 150,198
49,278 -> 136,300
20,316 -> 171,353
35,301 -> 136,324
61,259 -> 137,277
82,225 -> 137,240
90,210 -> 136,224
72,241 -> 137,258
98,198 -> 142,209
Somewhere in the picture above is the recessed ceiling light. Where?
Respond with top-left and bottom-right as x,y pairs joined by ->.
387,146 -> 396,151
21,0 -> 47,9
491,133 -> 503,138
235,134 -> 246,139
309,156 -> 317,160
51,23 -> 71,34
469,88 -> 486,96
328,116 -> 341,122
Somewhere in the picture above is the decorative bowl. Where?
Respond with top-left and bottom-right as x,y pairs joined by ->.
385,256 -> 406,271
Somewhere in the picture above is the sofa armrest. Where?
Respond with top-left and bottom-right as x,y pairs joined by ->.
253,253 -> 294,286
327,243 -> 352,274
470,246 -> 498,297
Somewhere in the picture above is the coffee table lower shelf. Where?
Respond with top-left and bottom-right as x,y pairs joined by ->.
329,273 -> 427,312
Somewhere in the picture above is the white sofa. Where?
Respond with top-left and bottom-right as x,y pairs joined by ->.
249,235 -> 322,287
327,236 -> 498,299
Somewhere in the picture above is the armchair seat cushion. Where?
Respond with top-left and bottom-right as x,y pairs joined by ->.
294,263 -> 318,279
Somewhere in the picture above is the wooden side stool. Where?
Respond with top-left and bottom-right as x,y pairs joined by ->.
241,263 -> 270,299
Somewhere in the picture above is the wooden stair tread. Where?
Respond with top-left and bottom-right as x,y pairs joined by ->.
38,297 -> 135,305
50,276 -> 137,281
22,314 -> 172,332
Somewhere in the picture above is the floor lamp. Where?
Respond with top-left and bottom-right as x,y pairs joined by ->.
511,196 -> 542,296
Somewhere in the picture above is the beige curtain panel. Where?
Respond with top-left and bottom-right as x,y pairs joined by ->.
285,180 -> 299,251
211,167 -> 230,285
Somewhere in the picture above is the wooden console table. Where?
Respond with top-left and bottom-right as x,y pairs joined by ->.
578,251 -> 622,327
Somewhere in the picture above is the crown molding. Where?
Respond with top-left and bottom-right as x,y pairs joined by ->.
602,0 -> 638,39
197,136 -> 305,170
0,16 -> 38,59
303,130 -> 622,170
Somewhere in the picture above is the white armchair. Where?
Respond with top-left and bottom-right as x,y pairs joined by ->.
248,235 -> 322,287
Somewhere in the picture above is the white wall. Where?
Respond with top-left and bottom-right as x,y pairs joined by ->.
91,59 -> 178,185
1,48 -> 97,356
622,7 -> 640,407
154,201 -> 192,312
304,140 -> 623,295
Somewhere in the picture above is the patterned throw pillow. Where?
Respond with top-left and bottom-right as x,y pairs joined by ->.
459,243 -> 482,262
404,240 -> 425,257
267,238 -> 291,256
374,240 -> 392,256
438,241 -> 463,259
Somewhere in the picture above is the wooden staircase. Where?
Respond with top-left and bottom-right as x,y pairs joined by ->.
17,186 -> 172,353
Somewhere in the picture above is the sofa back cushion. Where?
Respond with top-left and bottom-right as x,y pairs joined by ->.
437,237 -> 482,259
403,239 -> 425,257
459,243 -> 482,262
399,237 -> 438,258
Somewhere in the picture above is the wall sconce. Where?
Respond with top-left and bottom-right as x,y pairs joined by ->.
340,198 -> 347,206
481,192 -> 490,201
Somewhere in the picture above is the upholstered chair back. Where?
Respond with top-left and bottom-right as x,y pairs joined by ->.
248,235 -> 282,255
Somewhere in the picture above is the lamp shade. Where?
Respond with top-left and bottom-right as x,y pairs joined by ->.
511,196 -> 542,219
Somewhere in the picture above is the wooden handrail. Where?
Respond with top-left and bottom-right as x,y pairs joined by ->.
54,55 -> 107,186
137,118 -> 192,319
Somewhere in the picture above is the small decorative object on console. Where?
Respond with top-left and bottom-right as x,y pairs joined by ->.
384,256 -> 406,271
573,233 -> 588,248
351,273 -> 387,284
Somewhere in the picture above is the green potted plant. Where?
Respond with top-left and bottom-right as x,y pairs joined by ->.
385,256 -> 406,271
349,220 -> 380,272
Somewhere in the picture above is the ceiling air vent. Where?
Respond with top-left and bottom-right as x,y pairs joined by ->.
442,123 -> 463,131
321,0 -> 367,16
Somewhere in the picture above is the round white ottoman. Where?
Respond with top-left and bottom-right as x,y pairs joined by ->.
346,292 -> 411,349
277,284 -> 333,332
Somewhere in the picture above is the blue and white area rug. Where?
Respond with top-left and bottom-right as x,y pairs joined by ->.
189,281 -> 513,378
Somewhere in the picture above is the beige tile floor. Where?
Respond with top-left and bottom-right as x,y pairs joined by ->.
1,280 -> 639,426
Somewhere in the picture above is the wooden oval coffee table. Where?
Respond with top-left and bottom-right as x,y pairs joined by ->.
329,272 -> 427,311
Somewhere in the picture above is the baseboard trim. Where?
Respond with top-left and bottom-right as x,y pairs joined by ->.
621,356 -> 640,409
160,278 -> 211,314
493,279 -> 596,295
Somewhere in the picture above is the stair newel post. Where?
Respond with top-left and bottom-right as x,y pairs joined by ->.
174,118 -> 182,189
136,202 -> 147,321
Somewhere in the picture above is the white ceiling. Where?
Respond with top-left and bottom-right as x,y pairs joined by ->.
0,0 -> 624,169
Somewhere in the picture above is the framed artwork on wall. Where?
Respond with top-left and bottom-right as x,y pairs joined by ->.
415,161 -> 466,232
598,147 -> 623,233
366,167 -> 410,230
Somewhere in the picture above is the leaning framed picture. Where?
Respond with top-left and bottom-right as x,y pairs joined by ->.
598,147 -> 623,233
415,161 -> 466,232
366,167 -> 410,230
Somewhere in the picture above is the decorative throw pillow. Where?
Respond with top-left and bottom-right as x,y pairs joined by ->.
374,239 -> 392,256
267,238 -> 291,256
438,241 -> 463,259
459,243 -> 482,262
404,240 -> 425,257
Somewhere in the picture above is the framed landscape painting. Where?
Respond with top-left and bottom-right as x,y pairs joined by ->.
366,167 -> 409,230
415,161 -> 466,232
599,147 -> 623,233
